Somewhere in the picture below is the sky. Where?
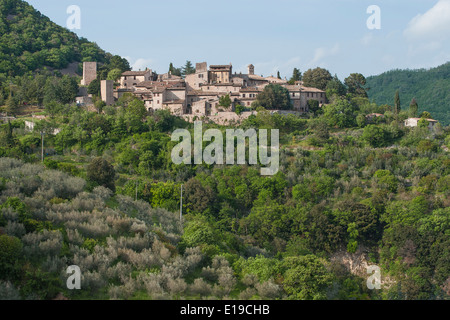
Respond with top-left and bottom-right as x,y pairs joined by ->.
26,0 -> 450,80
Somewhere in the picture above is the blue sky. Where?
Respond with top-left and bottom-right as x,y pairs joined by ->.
27,0 -> 450,80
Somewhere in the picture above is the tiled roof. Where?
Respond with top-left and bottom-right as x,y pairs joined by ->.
122,70 -> 151,76
301,86 -> 325,93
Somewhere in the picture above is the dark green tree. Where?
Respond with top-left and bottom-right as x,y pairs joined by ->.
307,99 -> 320,116
87,157 -> 116,191
409,98 -> 418,118
326,75 -> 346,99
87,78 -> 100,96
288,68 -> 302,85
344,73 -> 368,98
394,90 -> 401,116
181,61 -> 195,77
255,84 -> 291,110
302,67 -> 332,90
219,94 -> 232,108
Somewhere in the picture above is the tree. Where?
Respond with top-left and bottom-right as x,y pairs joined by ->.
322,98 -> 356,128
307,99 -> 320,116
420,111 -> 431,119
362,125 -> 388,148
5,95 -> 18,115
109,55 -> 131,73
181,61 -> 195,77
394,90 -> 401,116
60,75 -> 79,103
127,98 -> 147,120
277,71 -> 281,79
235,104 -> 245,115
219,94 -> 231,108
184,178 -> 216,214
302,67 -> 332,90
344,73 -> 368,98
282,255 -> 333,300
326,75 -> 346,99
409,98 -> 418,118
288,68 -> 302,85
45,101 -> 62,117
169,62 -> 182,76
255,84 -> 291,110
88,78 -> 100,96
0,235 -> 22,279
107,68 -> 122,82
87,157 -> 116,191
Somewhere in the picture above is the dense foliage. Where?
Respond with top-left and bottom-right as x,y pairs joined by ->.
0,90 -> 448,300
0,0 -> 448,301
366,62 -> 450,126
0,0 -> 110,76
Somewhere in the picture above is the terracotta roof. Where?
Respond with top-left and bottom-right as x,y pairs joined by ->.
163,99 -> 185,105
135,81 -> 167,88
407,118 -> 437,122
248,74 -> 267,81
282,85 -> 301,91
265,76 -> 287,83
210,65 -> 232,69
122,70 -> 151,76
301,86 -> 325,93
240,87 -> 263,92
188,90 -> 223,96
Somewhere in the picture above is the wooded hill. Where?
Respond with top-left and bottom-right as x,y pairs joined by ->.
0,0 -> 111,76
366,62 -> 450,126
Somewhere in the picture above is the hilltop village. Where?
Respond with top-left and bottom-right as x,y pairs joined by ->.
78,62 -> 326,123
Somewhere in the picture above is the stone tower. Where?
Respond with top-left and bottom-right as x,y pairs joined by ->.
248,64 -> 254,75
101,80 -> 114,106
81,62 -> 97,86
196,62 -> 207,73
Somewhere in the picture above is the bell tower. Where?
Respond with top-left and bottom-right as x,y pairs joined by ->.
247,64 -> 254,75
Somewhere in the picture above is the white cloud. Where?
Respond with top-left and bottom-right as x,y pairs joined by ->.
249,56 -> 302,78
308,44 -> 340,67
404,0 -> 450,41
361,33 -> 374,46
124,57 -> 154,71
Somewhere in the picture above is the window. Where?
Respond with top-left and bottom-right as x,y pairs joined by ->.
157,100 -> 159,104
243,94 -> 246,98
134,76 -> 136,80
292,93 -> 295,97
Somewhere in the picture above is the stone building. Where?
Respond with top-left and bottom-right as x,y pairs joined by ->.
113,61 -> 326,120
118,69 -> 155,89
80,62 -> 97,86
404,117 -> 438,130
101,80 -> 114,105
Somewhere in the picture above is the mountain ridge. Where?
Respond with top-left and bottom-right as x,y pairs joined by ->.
366,62 -> 450,126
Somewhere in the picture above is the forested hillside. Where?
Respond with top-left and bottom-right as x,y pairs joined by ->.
0,0 -> 109,75
0,0 -> 130,115
0,0 -> 448,302
1,94 -> 449,300
366,62 -> 450,126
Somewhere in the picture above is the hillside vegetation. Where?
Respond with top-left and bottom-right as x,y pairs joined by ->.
1,93 -> 449,300
366,62 -> 450,126
0,0 -> 109,76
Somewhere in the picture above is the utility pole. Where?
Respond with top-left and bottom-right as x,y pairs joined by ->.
180,184 -> 183,221
135,180 -> 138,201
41,131 -> 45,162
